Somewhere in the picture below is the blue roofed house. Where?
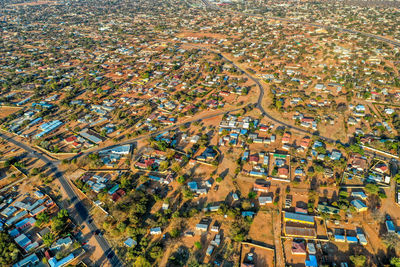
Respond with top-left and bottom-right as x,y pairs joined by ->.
330,150 -> 342,160
188,182 -> 198,191
347,236 -> 358,243
386,220 -> 396,233
49,253 -> 75,267
284,212 -> 315,225
13,253 -> 39,267
351,199 -> 367,212
305,255 -> 318,267
124,238 -> 137,247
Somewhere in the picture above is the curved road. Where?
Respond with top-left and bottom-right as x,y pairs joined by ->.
0,132 -> 123,267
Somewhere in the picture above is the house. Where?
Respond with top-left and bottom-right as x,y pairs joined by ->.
64,136 -> 77,144
351,191 -> 367,200
259,196 -> 273,205
351,199 -> 367,212
284,225 -> 316,238
15,217 -> 36,230
291,240 -> 306,255
150,227 -> 162,235
249,154 -> 259,164
111,189 -> 126,202
349,155 -> 368,171
356,228 -> 368,245
12,253 -> 40,267
211,234 -> 221,246
15,234 -> 32,249
37,227 -> 51,239
355,104 -> 366,112
51,237 -> 73,250
386,220 -> 396,233
347,236 -> 358,243
211,224 -> 220,233
278,167 -> 289,178
253,183 -> 269,193
300,137 -> 311,149
242,211 -> 256,218
305,255 -> 318,267
124,238 -> 137,248
190,135 -> 200,144
195,223 -> 208,232
206,245 -> 214,256
162,203 -> 169,210
282,132 -> 291,144
5,210 -> 28,226
330,150 -> 342,160
284,212 -> 315,225
49,253 -> 75,267
307,243 -> 316,254
375,163 -> 388,173
315,84 -> 325,90
294,168 -> 304,176
334,235 -> 346,242
317,204 -> 340,215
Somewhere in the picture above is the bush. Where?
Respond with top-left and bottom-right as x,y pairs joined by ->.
194,241 -> 202,250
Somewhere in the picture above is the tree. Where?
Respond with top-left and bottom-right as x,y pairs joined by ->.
170,228 -> 180,238
43,232 -> 55,247
350,255 -> 366,267
51,217 -> 65,232
149,245 -> 163,260
0,233 -> 19,265
57,209 -> 69,219
383,233 -> 400,249
194,241 -> 202,250
133,256 -> 151,267
35,212 -> 50,227
248,192 -> 257,199
391,258 -> 400,267
365,183 -> 379,195
159,161 -> 169,171
177,176 -> 186,184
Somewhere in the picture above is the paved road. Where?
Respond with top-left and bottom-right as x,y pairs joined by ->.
0,132 -> 123,267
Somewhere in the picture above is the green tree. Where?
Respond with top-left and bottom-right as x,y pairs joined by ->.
35,212 -> 50,227
58,209 -> 69,219
365,183 -> 379,195
43,232 -> 55,247
133,256 -> 151,267
350,255 -> 366,267
194,241 -> 202,250
177,176 -> 186,184
391,257 -> 400,267
0,233 -> 19,265
149,245 -> 163,260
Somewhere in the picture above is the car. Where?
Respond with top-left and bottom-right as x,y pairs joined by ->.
214,185 -> 219,191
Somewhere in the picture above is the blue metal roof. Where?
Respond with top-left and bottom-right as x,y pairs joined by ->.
285,212 -> 314,223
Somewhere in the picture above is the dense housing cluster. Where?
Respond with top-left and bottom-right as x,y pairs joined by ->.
0,0 -> 400,266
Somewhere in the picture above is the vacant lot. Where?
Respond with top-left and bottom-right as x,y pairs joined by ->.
248,210 -> 275,246
0,106 -> 22,119
241,242 -> 275,267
